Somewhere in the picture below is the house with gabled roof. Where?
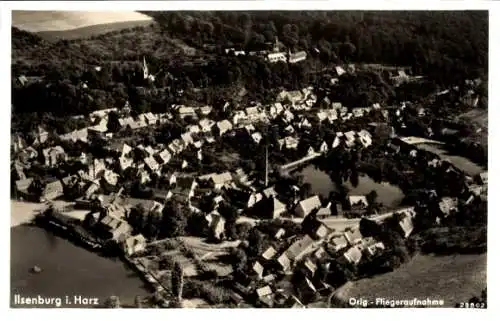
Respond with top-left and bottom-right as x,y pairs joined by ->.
329,234 -> 349,252
285,235 -> 317,262
199,118 -> 215,132
261,246 -> 277,261
344,245 -> 363,265
295,195 -> 322,218
155,149 -> 172,165
43,146 -> 66,167
144,156 -> 160,173
348,195 -> 368,209
122,234 -> 147,256
39,179 -> 64,202
344,228 -> 363,245
215,120 -> 233,136
177,106 -> 196,119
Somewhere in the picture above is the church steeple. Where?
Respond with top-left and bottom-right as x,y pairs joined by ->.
142,56 -> 149,80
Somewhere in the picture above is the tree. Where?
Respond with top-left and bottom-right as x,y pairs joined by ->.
229,247 -> 247,272
107,111 -> 121,133
299,182 -> 312,199
366,190 -> 378,206
161,203 -> 187,238
172,261 -> 185,301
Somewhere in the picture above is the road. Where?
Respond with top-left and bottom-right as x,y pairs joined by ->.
236,211 -> 396,233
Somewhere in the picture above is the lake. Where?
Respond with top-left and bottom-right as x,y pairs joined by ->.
417,143 -> 485,176
11,225 -> 151,308
299,165 -> 405,207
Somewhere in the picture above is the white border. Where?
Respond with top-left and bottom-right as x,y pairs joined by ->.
1,1 -> 498,321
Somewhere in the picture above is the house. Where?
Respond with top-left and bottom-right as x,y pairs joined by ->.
144,156 -> 160,173
344,228 -> 363,245
122,234 -> 147,256
274,228 -> 286,240
252,261 -> 265,279
295,195 -> 322,218
398,214 -> 414,238
251,132 -> 263,144
335,66 -> 346,77
255,196 -> 287,219
215,120 -> 233,136
255,285 -> 274,307
438,197 -> 458,217
282,109 -> 295,123
344,245 -> 363,265
200,105 -> 212,115
312,221 -> 329,240
15,178 -> 33,199
316,203 -> 332,218
348,195 -> 368,209
60,128 -> 89,143
168,139 -> 185,155
279,136 -> 299,150
32,126 -> 49,145
299,117 -> 312,129
289,51 -> 307,64
106,142 -> 132,158
206,212 -> 226,241
181,132 -> 194,147
285,235 -> 317,262
479,172 -> 488,185
97,214 -> 132,241
39,179 -> 64,202
143,112 -> 158,126
210,172 -> 233,190
199,119 -> 215,132
329,235 -> 349,252
267,52 -> 287,63
261,246 -> 277,261
344,131 -> 357,148
156,149 -> 172,165
42,146 -> 66,167
358,130 -> 373,147
177,106 -> 196,119
277,253 -> 292,272
303,259 -> 317,276
269,102 -> 284,117
318,141 -> 329,154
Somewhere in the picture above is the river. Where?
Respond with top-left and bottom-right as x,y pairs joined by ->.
11,225 -> 151,308
299,165 -> 405,207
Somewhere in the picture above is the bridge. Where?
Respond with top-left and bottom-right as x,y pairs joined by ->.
399,136 -> 445,146
279,152 -> 322,174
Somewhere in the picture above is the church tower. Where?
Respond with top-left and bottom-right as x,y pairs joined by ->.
142,56 -> 149,80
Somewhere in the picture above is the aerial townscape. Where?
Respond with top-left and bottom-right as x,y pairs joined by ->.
10,10 -> 487,309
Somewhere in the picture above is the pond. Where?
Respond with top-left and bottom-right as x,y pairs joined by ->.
11,225 -> 152,308
298,165 -> 405,208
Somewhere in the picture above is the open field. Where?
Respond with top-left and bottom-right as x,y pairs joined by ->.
418,143 -> 485,176
12,11 -> 153,35
11,200 -> 89,228
337,254 -> 487,307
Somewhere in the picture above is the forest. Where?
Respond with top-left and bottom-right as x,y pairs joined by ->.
11,11 -> 488,133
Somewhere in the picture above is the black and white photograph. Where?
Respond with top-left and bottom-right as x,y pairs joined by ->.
5,0 -> 494,312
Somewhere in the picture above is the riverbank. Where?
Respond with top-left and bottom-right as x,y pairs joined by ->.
11,200 -> 89,228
